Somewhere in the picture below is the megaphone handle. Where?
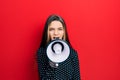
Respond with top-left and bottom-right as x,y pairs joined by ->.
49,61 -> 59,68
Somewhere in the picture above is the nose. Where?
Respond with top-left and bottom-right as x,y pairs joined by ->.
54,30 -> 58,35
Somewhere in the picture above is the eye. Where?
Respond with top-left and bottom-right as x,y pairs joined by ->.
58,27 -> 63,30
49,28 -> 54,31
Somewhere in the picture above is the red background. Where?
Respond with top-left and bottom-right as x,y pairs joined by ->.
0,0 -> 120,80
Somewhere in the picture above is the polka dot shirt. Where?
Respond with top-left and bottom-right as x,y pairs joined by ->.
37,47 -> 80,80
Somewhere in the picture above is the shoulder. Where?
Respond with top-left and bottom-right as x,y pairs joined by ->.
70,47 -> 77,54
70,47 -> 78,57
37,47 -> 46,55
38,47 -> 46,52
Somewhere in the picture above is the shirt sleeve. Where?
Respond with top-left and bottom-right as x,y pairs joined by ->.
71,49 -> 81,80
37,48 -> 56,80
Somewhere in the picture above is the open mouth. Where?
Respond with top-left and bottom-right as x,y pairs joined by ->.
53,37 -> 59,40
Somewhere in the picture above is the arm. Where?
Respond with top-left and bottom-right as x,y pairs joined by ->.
71,49 -> 81,80
37,48 -> 56,79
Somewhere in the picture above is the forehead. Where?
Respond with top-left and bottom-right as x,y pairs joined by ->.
49,21 -> 63,28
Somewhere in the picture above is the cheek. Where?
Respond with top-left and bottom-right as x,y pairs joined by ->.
49,32 -> 53,38
60,31 -> 64,36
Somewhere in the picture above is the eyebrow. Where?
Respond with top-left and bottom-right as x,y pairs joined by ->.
49,26 -> 63,28
58,27 -> 63,28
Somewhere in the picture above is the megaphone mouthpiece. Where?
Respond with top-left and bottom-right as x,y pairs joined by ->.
51,42 -> 64,54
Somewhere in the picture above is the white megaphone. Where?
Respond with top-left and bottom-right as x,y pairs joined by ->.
46,39 -> 70,68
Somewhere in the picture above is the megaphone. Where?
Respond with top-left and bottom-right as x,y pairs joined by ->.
46,39 -> 70,68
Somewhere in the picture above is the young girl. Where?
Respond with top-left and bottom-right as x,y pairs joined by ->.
37,14 -> 80,80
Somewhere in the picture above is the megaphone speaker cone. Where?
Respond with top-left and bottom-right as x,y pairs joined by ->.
46,39 -> 70,63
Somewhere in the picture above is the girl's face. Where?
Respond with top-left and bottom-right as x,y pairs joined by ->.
48,21 -> 64,41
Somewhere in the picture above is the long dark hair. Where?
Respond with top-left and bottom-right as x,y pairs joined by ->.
40,14 -> 70,48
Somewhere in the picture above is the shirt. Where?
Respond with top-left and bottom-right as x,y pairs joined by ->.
37,47 -> 80,80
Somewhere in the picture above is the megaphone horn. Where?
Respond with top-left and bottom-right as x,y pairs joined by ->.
46,39 -> 70,68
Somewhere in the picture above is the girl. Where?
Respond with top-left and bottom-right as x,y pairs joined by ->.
37,14 -> 80,80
